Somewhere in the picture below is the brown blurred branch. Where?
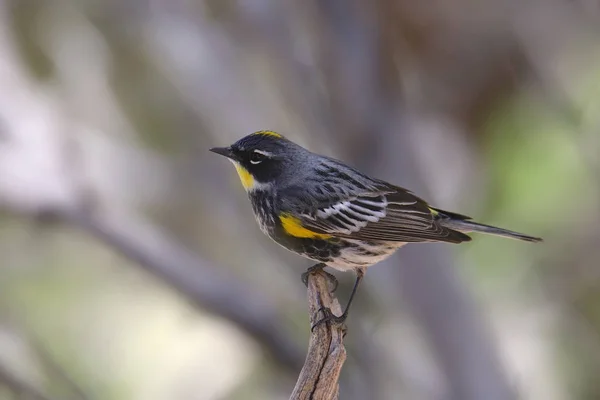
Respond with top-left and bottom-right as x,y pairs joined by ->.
290,269 -> 346,400
0,363 -> 55,400
0,0 -> 306,375
60,208 -> 305,372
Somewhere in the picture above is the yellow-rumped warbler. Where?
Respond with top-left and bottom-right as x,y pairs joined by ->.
211,130 -> 542,326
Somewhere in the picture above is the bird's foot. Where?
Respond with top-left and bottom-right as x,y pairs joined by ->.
301,264 -> 338,292
311,306 -> 347,332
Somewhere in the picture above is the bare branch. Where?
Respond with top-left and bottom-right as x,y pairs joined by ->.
290,269 -> 346,400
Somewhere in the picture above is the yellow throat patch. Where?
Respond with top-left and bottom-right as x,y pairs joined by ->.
252,130 -> 283,138
233,162 -> 255,190
279,213 -> 332,239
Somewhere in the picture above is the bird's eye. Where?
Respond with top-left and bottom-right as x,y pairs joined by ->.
250,151 -> 267,164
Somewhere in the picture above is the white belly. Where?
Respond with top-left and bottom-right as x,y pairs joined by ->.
325,240 -> 406,272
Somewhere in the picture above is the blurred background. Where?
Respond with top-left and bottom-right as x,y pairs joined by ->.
0,0 -> 599,399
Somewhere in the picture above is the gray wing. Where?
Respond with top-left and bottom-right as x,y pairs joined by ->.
282,183 -> 471,244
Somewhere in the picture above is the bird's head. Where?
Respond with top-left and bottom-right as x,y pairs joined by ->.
210,130 -> 303,191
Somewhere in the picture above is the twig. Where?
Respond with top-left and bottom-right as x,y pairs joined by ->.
290,270 -> 347,400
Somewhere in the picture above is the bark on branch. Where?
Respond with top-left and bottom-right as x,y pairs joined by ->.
290,270 -> 347,400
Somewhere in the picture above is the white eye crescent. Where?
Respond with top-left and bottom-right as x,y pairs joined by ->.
250,150 -> 271,164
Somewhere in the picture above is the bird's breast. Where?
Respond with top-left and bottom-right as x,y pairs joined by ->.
249,190 -> 277,237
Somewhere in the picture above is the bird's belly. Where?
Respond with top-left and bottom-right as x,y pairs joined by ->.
326,239 -> 406,272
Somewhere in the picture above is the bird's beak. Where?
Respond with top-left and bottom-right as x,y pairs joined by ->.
210,146 -> 234,159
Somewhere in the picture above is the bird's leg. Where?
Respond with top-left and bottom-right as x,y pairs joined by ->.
311,268 -> 365,331
301,263 -> 338,292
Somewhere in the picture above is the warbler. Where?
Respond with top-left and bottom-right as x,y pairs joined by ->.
210,130 -> 542,326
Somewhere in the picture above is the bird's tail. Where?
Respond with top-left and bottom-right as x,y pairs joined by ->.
433,208 -> 543,243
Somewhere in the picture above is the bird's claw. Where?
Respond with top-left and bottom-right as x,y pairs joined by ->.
301,265 -> 338,292
301,270 -> 311,287
311,306 -> 347,332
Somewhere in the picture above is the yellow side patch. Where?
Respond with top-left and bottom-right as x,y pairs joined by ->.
233,162 -> 255,190
428,207 -> 439,217
253,130 -> 283,138
279,214 -> 332,239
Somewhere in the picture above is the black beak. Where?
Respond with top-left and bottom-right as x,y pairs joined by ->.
210,146 -> 234,159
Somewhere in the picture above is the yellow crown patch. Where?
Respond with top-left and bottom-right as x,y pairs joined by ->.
252,130 -> 283,138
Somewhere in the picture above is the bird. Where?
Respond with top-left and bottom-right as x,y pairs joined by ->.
210,130 -> 542,327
